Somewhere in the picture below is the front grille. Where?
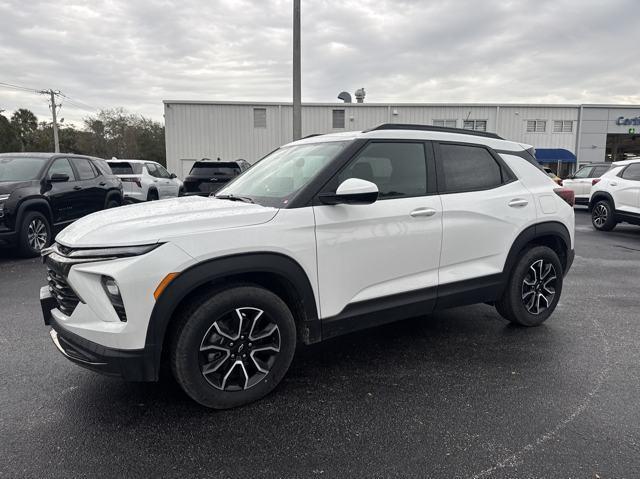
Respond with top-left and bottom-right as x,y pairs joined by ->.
47,268 -> 80,316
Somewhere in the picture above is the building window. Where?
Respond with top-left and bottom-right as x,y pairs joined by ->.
332,109 -> 345,129
253,108 -> 267,128
463,120 -> 487,131
553,120 -> 573,133
526,120 -> 546,133
433,119 -> 457,128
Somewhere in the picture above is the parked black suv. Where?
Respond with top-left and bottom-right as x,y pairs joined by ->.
0,153 -> 123,257
182,158 -> 251,196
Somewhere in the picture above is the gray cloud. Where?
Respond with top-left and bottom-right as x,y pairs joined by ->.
0,0 -> 638,126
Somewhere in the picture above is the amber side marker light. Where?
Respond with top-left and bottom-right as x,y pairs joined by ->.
154,272 -> 179,300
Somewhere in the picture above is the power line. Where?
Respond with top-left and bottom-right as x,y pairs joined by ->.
0,81 -> 41,94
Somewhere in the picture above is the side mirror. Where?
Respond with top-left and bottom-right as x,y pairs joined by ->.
49,173 -> 69,183
319,178 -> 379,205
170,173 -> 177,179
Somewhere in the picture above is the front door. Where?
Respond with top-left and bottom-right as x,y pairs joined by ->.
46,158 -> 80,224
313,141 -> 442,320
615,163 -> 640,215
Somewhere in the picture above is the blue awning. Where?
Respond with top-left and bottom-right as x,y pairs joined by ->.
534,148 -> 576,163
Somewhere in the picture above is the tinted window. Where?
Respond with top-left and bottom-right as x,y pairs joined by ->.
338,142 -> 427,199
190,162 -> 241,177
0,156 -> 48,181
591,166 -> 610,177
572,166 -> 593,178
71,158 -> 97,180
48,159 -> 76,181
108,162 -> 142,175
439,144 -> 503,192
145,163 -> 160,177
621,164 -> 640,181
92,159 -> 111,176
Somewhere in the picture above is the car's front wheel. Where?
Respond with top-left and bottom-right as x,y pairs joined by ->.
496,246 -> 563,327
170,285 -> 296,409
591,200 -> 616,231
17,211 -> 51,257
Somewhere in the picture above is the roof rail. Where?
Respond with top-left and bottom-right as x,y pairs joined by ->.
364,123 -> 503,140
302,133 -> 323,139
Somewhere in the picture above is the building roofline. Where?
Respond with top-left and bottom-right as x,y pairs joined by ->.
163,100 -> 640,109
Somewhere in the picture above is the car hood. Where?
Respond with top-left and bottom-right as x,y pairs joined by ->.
56,196 -> 279,248
0,180 -> 37,195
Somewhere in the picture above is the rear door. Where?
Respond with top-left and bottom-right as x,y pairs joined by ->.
615,163 -> 640,215
313,141 -> 442,320
70,157 -> 104,214
46,158 -> 80,223
435,142 -> 537,287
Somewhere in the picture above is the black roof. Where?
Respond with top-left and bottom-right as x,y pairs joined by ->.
364,123 -> 503,140
0,152 -> 100,159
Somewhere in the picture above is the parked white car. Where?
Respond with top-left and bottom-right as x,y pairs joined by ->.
106,159 -> 182,202
41,124 -> 575,409
562,162 -> 611,206
589,158 -> 640,230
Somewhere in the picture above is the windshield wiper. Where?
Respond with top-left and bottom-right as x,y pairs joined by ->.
214,194 -> 255,204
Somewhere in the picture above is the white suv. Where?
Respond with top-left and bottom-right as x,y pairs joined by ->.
107,159 -> 183,202
589,158 -> 640,231
562,162 -> 611,206
40,124 -> 575,409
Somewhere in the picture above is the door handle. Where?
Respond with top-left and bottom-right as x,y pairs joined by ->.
508,198 -> 529,208
99,182 -> 106,186
610,181 -> 618,186
73,186 -> 82,191
410,207 -> 437,218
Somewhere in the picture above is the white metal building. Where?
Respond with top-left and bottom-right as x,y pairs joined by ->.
163,101 -> 640,178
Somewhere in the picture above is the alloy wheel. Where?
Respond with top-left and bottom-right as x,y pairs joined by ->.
199,307 -> 281,391
521,259 -> 557,315
592,204 -> 608,228
27,218 -> 48,251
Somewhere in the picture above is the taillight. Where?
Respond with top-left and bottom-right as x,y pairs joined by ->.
554,188 -> 575,206
557,179 -> 563,186
592,178 -> 601,186
121,178 -> 142,188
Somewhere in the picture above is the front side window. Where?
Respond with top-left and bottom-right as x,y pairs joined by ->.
217,141 -> 348,207
156,165 -> 171,178
71,158 -> 97,180
337,142 -> 427,199
621,164 -> 640,181
48,158 -> 76,181
439,144 -> 504,193
0,156 -> 48,182
572,166 -> 593,178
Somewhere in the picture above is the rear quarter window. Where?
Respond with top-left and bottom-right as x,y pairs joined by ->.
438,143 -> 506,193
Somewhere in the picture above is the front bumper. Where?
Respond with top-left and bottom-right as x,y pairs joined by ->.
41,286 -> 156,381
565,248 -> 575,276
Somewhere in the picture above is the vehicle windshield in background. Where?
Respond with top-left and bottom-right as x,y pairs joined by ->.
0,157 -> 48,182
189,162 -> 241,177
107,162 -> 143,175
216,141 -> 348,207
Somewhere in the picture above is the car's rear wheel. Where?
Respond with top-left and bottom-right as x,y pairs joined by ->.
495,246 -> 563,327
105,197 -> 121,209
591,200 -> 616,231
147,189 -> 159,201
18,211 -> 51,257
170,285 -> 296,409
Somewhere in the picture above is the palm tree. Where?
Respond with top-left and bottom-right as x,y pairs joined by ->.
10,109 -> 38,152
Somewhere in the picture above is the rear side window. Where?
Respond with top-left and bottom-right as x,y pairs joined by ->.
438,144 -> 506,193
621,164 -> 640,181
591,166 -> 610,177
107,162 -> 143,175
70,158 -> 97,180
92,159 -> 112,176
338,142 -> 427,199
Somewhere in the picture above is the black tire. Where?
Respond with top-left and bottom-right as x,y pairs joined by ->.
105,197 -> 121,209
495,246 -> 563,327
170,285 -> 296,409
178,187 -> 185,197
17,211 -> 51,258
147,189 -> 159,201
591,200 -> 616,231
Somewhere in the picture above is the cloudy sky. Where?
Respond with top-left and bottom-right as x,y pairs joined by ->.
0,0 -> 638,126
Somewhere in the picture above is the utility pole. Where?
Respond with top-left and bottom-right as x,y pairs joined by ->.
292,0 -> 301,141
40,89 -> 60,152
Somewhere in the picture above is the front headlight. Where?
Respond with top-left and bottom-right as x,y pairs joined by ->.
52,243 -> 161,259
0,194 -> 8,218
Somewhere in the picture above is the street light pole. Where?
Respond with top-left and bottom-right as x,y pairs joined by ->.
292,0 -> 301,141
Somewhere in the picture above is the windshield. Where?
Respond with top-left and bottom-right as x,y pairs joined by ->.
216,141 -> 348,207
190,162 -> 240,177
0,157 -> 48,182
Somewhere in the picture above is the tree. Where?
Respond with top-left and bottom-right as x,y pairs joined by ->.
0,112 -> 21,152
10,109 -> 38,152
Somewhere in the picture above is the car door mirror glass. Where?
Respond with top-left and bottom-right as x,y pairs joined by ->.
50,173 -> 69,182
320,178 -> 379,205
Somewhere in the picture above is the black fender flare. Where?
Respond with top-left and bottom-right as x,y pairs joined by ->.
143,252 -> 319,379
502,221 -> 573,281
589,191 -> 615,211
146,187 -> 159,199
16,198 -> 54,229
104,189 -> 122,207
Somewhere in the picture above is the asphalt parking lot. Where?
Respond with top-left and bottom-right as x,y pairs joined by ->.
1,209 -> 639,479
